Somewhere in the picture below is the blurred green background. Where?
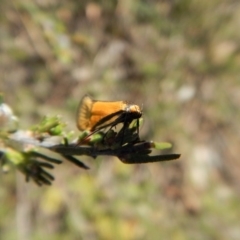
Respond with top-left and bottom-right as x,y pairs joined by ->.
1,0 -> 240,239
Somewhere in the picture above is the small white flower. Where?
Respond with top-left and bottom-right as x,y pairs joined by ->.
0,103 -> 18,131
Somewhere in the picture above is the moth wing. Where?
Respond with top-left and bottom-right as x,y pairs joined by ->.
76,95 -> 93,131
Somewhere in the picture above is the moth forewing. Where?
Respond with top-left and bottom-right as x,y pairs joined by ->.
76,95 -> 142,133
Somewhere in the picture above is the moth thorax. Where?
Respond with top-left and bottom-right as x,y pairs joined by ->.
125,104 -> 141,114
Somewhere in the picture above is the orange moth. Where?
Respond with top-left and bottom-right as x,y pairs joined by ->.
76,95 -> 142,132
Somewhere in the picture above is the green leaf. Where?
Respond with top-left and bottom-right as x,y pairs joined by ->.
152,142 -> 173,150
